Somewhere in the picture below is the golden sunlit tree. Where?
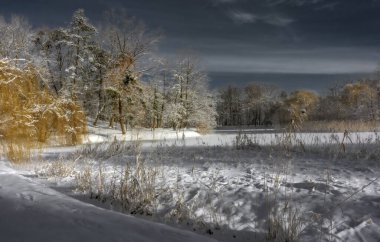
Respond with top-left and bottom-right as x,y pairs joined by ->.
341,81 -> 378,120
0,59 -> 87,162
284,90 -> 319,129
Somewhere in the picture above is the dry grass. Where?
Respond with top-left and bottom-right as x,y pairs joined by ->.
196,123 -> 213,135
44,159 -> 76,178
77,138 -> 133,160
87,162 -> 158,215
113,159 -> 158,215
267,204 -> 305,242
33,157 -> 77,180
234,131 -> 261,150
75,165 -> 93,194
4,142 -> 32,163
74,141 -> 160,215
262,161 -> 318,242
301,120 -> 380,132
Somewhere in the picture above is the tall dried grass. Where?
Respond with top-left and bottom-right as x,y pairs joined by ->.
301,120 -> 380,132
74,142 -> 159,215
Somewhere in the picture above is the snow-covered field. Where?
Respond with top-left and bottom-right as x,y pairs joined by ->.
3,124 -> 380,242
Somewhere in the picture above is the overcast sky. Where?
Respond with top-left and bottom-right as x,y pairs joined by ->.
1,0 -> 379,90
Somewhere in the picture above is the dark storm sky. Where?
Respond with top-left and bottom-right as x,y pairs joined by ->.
1,0 -> 380,91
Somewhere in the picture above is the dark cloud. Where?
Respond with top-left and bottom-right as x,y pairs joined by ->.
1,0 -> 379,90
226,9 -> 294,26
260,14 -> 295,26
266,0 -> 327,7
227,10 -> 257,24
314,2 -> 340,11
211,0 -> 237,4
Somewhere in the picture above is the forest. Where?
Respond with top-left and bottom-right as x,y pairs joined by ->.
0,9 -> 216,146
217,81 -> 380,129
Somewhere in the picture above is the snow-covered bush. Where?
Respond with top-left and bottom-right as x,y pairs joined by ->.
163,103 -> 187,130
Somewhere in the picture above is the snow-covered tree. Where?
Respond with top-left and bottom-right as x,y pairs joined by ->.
66,9 -> 97,101
0,15 -> 33,60
33,10 -> 105,116
168,54 -> 216,132
33,28 -> 70,95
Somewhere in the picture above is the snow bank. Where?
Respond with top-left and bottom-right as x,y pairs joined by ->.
87,123 -> 201,143
83,134 -> 107,144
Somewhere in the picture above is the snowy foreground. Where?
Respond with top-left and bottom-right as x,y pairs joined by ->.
3,124 -> 380,242
0,159 -> 217,242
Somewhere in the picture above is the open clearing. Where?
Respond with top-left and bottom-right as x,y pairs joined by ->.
3,124 -> 380,242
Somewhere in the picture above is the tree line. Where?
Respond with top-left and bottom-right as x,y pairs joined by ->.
216,80 -> 380,128
0,9 -> 216,134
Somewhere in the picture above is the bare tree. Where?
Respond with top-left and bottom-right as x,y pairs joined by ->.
96,9 -> 159,134
217,85 -> 243,126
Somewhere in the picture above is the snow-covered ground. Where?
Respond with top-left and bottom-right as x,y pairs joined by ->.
84,123 -> 201,144
4,124 -> 380,242
0,158 -> 217,242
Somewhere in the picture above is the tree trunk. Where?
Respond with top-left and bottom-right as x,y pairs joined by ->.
158,103 -> 164,127
93,104 -> 106,126
119,97 -> 127,135
94,70 -> 105,126
71,42 -> 80,100
109,114 -> 115,128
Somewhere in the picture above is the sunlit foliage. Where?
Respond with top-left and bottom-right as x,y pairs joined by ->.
0,59 -> 87,162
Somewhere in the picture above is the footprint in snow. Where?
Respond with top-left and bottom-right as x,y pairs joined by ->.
353,167 -> 373,173
17,192 -> 34,202
254,183 -> 264,189
186,188 -> 200,201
